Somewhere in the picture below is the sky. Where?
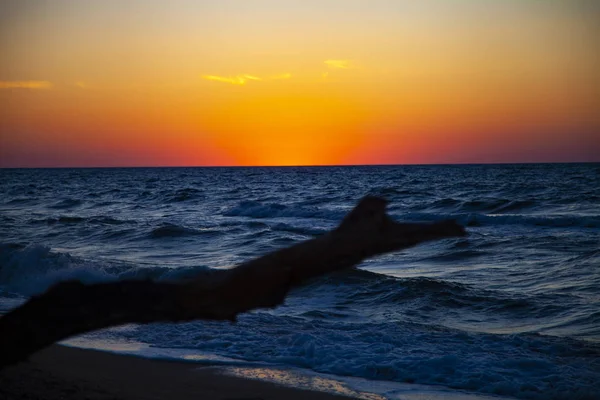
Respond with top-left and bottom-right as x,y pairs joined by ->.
1,0 -> 599,167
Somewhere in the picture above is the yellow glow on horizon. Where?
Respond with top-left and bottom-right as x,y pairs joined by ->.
203,84 -> 369,166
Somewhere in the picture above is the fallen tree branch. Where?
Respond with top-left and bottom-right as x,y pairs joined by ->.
0,196 -> 466,368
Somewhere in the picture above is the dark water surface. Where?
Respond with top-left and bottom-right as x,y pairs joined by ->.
1,164 -> 599,399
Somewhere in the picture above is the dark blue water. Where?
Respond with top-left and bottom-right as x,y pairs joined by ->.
1,164 -> 599,399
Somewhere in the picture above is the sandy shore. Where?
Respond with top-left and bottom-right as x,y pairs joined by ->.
0,345 -> 356,400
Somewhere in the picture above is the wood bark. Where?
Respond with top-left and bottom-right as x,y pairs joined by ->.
0,196 -> 466,368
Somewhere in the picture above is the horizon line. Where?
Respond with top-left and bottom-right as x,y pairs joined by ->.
1,161 -> 598,169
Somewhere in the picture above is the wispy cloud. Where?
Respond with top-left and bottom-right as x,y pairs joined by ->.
269,73 -> 292,80
242,74 -> 261,81
324,60 -> 357,69
202,75 -> 259,85
251,51 -> 300,57
203,73 -> 291,85
0,80 -> 53,89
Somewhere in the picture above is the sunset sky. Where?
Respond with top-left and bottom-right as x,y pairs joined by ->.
1,1 -> 598,167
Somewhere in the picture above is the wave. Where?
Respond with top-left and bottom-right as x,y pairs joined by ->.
4,197 -> 38,205
0,235 -> 589,329
149,223 -> 222,238
166,187 -> 203,202
88,216 -> 132,225
0,241 -> 567,323
491,199 -> 537,213
55,216 -> 85,223
29,215 -> 133,225
222,200 -> 599,229
0,243 -> 213,297
121,312 -> 600,400
48,198 -> 83,209
395,212 -> 600,229
423,198 -> 538,214
0,215 -> 15,223
223,200 -> 346,220
271,222 -> 327,236
419,248 -> 486,262
296,270 -> 572,323
0,243 -> 113,296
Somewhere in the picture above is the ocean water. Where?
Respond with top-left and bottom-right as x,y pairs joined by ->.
1,164 -> 599,399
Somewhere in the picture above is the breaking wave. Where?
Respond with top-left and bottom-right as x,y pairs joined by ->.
0,243 -> 213,297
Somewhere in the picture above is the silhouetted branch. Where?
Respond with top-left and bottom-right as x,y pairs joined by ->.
0,196 -> 466,368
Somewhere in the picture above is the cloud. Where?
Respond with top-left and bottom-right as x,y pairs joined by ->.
203,75 -> 256,85
203,73 -> 291,85
324,60 -> 357,70
269,73 -> 292,80
0,81 -> 53,89
251,51 -> 300,57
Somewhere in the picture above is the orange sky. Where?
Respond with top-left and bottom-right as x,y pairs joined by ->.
1,1 -> 599,167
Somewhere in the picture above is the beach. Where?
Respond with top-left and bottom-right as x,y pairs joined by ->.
0,344 -> 521,400
0,344 -> 358,400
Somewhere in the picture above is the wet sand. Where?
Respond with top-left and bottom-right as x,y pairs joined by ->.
0,345 -> 356,400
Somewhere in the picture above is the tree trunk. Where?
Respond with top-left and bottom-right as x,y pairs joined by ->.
0,196 -> 466,368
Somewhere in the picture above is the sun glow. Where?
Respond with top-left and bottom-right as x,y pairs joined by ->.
204,84 -> 368,166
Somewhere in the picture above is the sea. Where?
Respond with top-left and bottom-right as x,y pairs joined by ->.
0,164 -> 599,400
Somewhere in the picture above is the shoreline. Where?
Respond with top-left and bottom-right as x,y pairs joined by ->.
0,344 -> 516,400
0,344 -> 357,400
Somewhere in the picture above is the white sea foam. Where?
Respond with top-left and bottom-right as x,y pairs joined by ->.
0,244 -> 113,296
67,312 -> 600,400
0,243 -> 212,297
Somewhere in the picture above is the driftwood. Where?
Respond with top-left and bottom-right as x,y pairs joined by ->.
0,196 -> 466,368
